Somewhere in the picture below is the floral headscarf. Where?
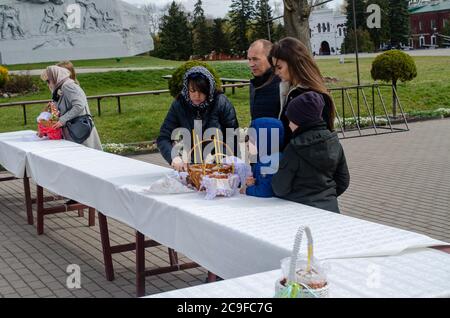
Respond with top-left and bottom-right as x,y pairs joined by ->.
40,65 -> 72,101
181,66 -> 216,111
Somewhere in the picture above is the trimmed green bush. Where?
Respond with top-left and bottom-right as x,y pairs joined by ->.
168,60 -> 222,98
371,50 -> 417,86
0,65 -> 9,89
371,50 -> 417,116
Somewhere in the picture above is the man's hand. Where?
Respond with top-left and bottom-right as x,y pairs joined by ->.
171,156 -> 187,172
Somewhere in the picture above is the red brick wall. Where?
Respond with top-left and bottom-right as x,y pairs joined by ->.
410,10 -> 450,48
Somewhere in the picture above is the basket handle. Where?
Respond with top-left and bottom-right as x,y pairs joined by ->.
288,226 -> 314,283
187,138 -> 235,165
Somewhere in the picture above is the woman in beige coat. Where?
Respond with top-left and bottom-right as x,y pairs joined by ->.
41,66 -> 102,150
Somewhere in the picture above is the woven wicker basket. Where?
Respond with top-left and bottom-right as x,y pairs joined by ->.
187,138 -> 234,190
187,164 -> 233,190
38,119 -> 59,128
274,226 -> 329,298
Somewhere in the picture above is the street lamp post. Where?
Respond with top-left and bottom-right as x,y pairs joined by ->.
352,0 -> 361,124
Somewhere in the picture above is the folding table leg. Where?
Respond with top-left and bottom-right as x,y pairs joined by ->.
136,231 -> 146,297
36,185 -> 44,235
23,176 -> 34,225
88,208 -> 95,227
98,212 -> 115,281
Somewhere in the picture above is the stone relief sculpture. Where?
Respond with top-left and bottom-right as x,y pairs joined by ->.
39,4 -> 68,34
37,0 -> 116,34
19,0 -> 64,4
0,0 -> 153,65
40,5 -> 54,33
76,0 -> 102,30
99,10 -> 118,30
52,7 -> 68,33
33,35 -> 75,50
0,5 -> 25,39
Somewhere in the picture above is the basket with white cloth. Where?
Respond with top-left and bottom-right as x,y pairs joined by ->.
274,226 -> 329,298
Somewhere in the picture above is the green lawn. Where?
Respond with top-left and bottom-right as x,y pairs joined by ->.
5,55 -> 183,71
1,56 -> 449,144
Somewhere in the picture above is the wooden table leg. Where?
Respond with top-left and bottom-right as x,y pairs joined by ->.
168,248 -> 179,267
98,212 -> 114,281
207,272 -> 217,283
433,246 -> 450,254
78,209 -> 84,217
23,176 -> 34,225
136,231 -> 145,297
36,185 -> 44,235
88,208 -> 95,227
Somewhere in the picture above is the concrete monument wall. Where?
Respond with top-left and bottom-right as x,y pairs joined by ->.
0,0 -> 153,65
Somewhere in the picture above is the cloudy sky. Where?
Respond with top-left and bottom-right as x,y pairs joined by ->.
122,0 -> 344,19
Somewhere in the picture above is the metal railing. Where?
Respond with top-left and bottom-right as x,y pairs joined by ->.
0,82 -> 408,140
329,83 -> 409,139
0,83 -> 249,125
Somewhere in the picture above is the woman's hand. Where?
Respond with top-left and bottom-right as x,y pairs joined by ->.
171,156 -> 187,172
246,176 -> 256,187
52,121 -> 63,129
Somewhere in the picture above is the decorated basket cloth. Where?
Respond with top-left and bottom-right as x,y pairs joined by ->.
37,122 -> 63,140
274,226 -> 329,298
36,109 -> 62,140
186,138 -> 235,191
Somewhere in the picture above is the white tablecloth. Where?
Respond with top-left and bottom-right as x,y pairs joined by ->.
117,187 -> 447,279
24,144 -> 448,280
26,146 -> 172,227
148,248 -> 450,298
3,130 -> 448,297
0,131 -> 83,178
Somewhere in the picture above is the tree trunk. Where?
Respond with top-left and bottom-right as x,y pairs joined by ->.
283,0 -> 313,52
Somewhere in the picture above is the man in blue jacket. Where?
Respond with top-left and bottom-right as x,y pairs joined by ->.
248,40 -> 282,120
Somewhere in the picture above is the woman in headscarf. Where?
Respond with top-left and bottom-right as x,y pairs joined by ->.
157,66 -> 239,171
41,65 -> 102,150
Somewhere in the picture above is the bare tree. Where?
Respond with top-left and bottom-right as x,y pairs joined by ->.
142,3 -> 165,36
283,0 -> 326,51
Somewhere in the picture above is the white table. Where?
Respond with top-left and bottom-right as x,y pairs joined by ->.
0,130 -> 82,178
24,145 -> 449,296
0,130 -> 84,224
26,145 -> 194,287
148,248 -> 450,298
115,185 -> 448,280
